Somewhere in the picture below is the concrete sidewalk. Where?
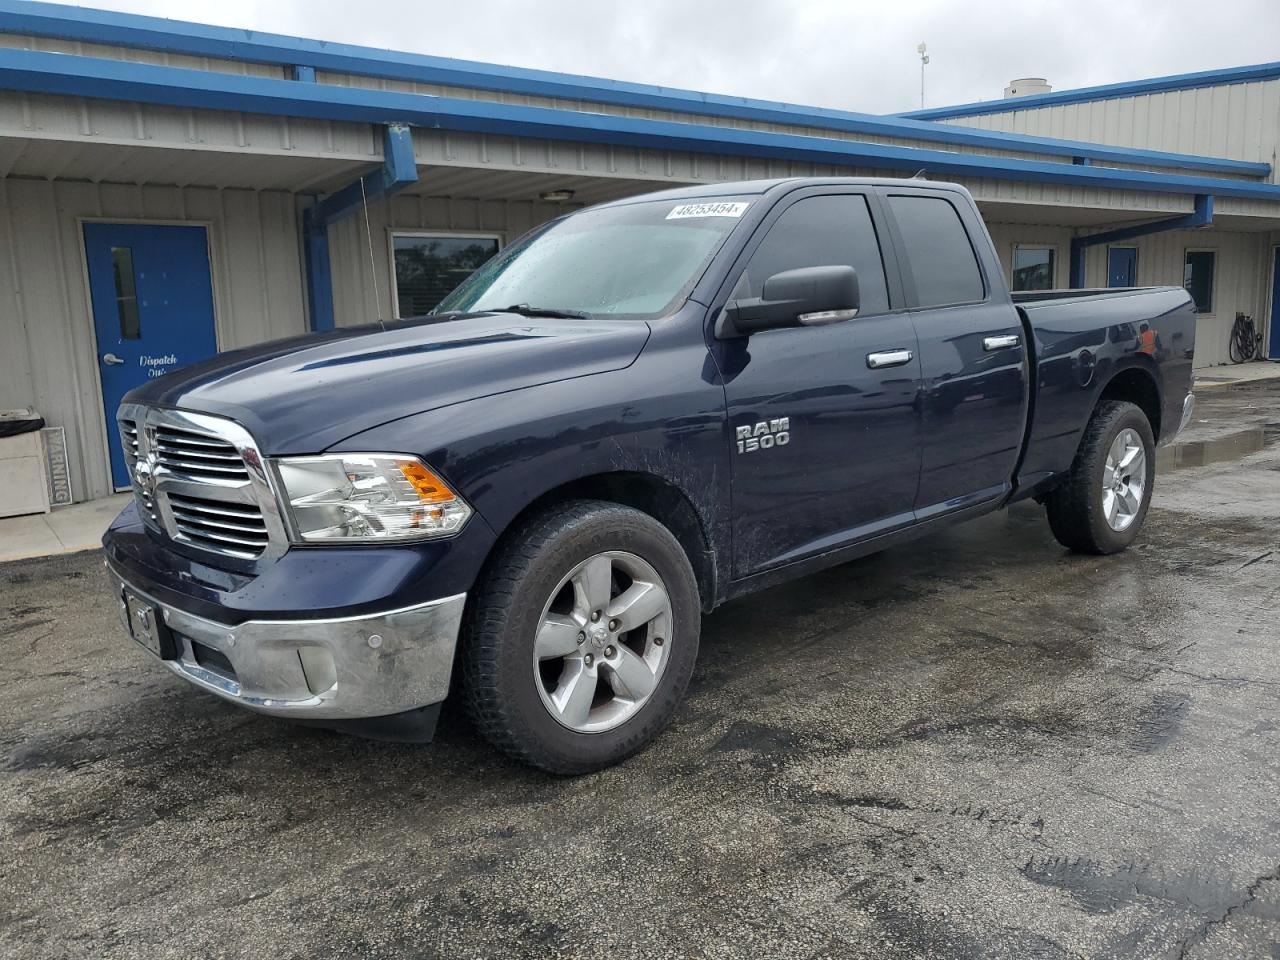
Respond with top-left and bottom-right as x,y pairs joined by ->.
1194,358 -> 1280,389
0,494 -> 129,564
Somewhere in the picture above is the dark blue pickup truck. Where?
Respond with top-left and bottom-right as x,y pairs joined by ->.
103,178 -> 1196,773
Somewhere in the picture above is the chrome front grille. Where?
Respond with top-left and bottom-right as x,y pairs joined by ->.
120,420 -> 140,466
168,493 -> 271,553
117,404 -> 288,562
119,419 -> 157,522
153,426 -> 251,482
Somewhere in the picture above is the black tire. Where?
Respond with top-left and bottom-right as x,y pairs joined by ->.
1044,400 -> 1156,555
461,499 -> 700,775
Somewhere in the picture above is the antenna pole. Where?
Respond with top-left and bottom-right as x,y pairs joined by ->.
917,42 -> 930,109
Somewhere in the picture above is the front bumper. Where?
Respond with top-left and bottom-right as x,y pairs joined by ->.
106,562 -> 466,721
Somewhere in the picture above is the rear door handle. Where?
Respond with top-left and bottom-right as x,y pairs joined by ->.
102,352 -> 125,366
866,349 -> 913,369
983,334 -> 1021,351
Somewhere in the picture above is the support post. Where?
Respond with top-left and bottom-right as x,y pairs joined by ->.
302,123 -> 418,331
1068,194 -> 1213,289
303,214 -> 334,332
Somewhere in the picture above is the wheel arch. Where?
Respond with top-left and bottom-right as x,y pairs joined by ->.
483,471 -> 720,613
1095,362 -> 1163,441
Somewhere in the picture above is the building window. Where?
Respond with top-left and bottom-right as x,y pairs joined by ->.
1183,250 -> 1216,314
392,234 -> 501,317
1011,246 -> 1056,292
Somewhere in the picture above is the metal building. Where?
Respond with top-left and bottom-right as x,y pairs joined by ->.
2,2 -> 1279,504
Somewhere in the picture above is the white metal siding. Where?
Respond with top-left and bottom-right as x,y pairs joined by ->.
986,220 -> 1271,367
943,81 -> 1280,175
0,179 -> 309,502
327,192 -> 567,325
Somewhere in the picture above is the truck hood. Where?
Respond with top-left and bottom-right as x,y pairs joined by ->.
125,313 -> 651,453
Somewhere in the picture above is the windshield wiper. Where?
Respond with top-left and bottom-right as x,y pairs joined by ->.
503,303 -> 593,320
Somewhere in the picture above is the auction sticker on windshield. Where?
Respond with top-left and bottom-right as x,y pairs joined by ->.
666,201 -> 750,220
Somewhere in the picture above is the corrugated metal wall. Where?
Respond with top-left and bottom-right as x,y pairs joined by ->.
943,82 -> 1280,176
0,179 -> 309,502
0,177 -> 572,502
986,220 -> 1273,366
327,192 -> 570,324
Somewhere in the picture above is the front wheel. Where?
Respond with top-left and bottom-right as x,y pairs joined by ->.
1045,400 -> 1156,555
461,500 -> 700,774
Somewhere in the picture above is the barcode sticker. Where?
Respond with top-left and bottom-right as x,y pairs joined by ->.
666,201 -> 750,220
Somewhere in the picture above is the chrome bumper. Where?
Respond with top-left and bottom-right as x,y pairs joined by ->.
106,563 -> 466,721
1174,392 -> 1196,439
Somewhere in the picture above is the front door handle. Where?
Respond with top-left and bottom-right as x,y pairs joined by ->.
102,353 -> 125,366
866,349 -> 913,369
983,334 -> 1021,351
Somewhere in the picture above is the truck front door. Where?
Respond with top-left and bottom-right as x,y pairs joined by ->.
714,190 -> 923,578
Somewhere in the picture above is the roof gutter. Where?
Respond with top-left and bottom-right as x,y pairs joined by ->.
900,63 -> 1280,121
0,1 -> 1269,178
3,49 -> 1280,203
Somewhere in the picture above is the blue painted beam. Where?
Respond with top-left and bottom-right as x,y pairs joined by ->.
303,218 -> 334,332
302,124 -> 418,332
0,2 -> 1268,178
900,62 -> 1280,120
308,123 -> 417,226
4,49 -> 1280,205
1069,195 -> 1214,288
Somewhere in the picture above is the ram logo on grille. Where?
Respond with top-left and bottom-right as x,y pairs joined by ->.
117,405 -> 286,562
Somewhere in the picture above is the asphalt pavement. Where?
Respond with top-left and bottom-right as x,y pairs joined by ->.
3,384 -> 1279,959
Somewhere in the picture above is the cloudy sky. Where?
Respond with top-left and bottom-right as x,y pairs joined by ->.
81,0 -> 1280,114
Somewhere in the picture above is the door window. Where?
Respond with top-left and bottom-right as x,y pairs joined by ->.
111,246 -> 142,339
887,195 -> 985,307
732,194 -> 889,312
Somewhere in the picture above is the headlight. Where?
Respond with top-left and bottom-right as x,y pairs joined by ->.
273,454 -> 472,542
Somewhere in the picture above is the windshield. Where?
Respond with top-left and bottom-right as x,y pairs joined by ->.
433,197 -> 753,319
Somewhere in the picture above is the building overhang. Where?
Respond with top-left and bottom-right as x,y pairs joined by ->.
3,47 -> 1280,209
0,0 -> 1271,180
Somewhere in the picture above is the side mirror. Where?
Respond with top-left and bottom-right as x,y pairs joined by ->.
716,265 -> 860,338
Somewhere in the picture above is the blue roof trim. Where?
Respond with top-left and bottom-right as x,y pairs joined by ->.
0,1 -> 1269,179
900,61 -> 1280,120
4,48 -> 1280,205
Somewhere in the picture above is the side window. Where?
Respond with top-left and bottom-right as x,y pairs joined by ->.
733,195 -> 890,313
888,195 -> 986,307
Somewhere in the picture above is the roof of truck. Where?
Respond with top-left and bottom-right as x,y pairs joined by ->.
597,176 -> 967,208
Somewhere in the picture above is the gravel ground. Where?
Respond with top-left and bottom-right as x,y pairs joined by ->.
2,384 -> 1279,960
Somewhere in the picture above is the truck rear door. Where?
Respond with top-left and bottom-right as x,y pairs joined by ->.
715,187 -> 923,577
879,187 -> 1029,517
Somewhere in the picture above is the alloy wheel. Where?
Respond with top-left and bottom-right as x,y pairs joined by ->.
1102,427 -> 1147,532
533,551 -> 673,733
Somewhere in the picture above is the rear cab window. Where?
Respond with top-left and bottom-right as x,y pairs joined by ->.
886,194 -> 986,307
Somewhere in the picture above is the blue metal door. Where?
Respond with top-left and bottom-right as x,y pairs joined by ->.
1271,248 -> 1280,360
85,223 -> 217,488
1107,247 -> 1138,287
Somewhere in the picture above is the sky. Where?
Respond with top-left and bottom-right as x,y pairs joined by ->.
77,0 -> 1280,114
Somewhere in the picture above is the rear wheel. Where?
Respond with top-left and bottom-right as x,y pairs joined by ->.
461,500 -> 700,774
1045,400 -> 1156,555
